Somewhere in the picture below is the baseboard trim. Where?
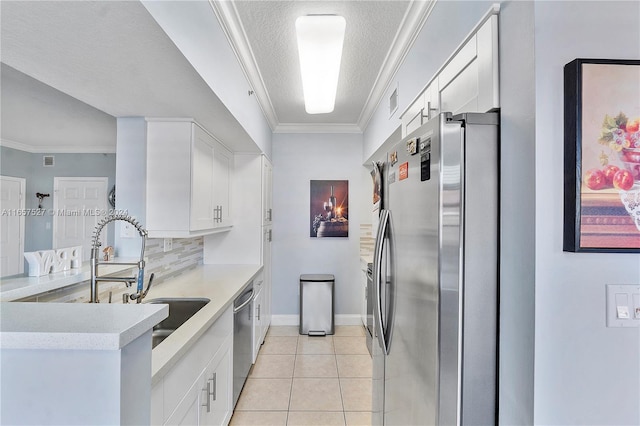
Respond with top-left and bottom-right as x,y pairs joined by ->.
271,314 -> 363,327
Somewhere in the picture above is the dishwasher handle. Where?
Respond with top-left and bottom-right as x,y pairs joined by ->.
233,289 -> 254,313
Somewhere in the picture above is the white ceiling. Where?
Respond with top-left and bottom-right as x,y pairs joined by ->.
232,1 -> 411,129
1,63 -> 116,153
0,1 -> 435,152
0,0 -> 258,153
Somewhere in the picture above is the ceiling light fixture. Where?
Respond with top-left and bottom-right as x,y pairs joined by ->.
295,15 -> 346,114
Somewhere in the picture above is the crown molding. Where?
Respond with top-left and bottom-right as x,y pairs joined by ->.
0,139 -> 115,154
274,123 -> 362,134
357,0 -> 437,131
208,0 -> 279,132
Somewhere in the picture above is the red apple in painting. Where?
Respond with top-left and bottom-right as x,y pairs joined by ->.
626,119 -> 640,133
613,169 -> 634,191
584,168 -> 607,190
602,165 -> 620,186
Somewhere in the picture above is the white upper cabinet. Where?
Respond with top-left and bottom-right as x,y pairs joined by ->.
262,156 -> 273,226
146,120 -> 233,238
400,14 -> 499,136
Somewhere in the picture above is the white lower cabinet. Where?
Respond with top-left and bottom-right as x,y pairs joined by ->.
200,339 -> 232,426
152,306 -> 233,426
252,279 -> 264,363
251,270 -> 271,363
166,340 -> 231,426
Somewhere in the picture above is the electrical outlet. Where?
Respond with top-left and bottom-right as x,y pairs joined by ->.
163,238 -> 173,252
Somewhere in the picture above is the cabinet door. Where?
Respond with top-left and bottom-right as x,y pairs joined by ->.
262,227 -> 272,337
191,125 -> 216,231
200,342 -> 232,426
165,371 -> 203,426
262,157 -> 273,226
438,15 -> 498,115
150,382 -> 164,425
252,284 -> 263,363
213,144 -> 232,228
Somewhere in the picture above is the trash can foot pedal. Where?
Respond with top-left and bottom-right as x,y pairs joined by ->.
308,330 -> 326,337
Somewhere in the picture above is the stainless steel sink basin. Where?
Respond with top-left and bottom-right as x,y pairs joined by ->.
146,298 -> 210,348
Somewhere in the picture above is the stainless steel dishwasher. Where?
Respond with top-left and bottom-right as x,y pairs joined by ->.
232,282 -> 254,408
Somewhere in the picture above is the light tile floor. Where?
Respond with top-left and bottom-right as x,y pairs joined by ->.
230,325 -> 372,426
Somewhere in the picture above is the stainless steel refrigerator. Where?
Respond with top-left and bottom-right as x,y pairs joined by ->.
371,112 -> 499,425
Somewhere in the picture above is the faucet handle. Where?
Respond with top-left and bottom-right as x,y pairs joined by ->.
140,273 -> 155,301
130,273 -> 155,303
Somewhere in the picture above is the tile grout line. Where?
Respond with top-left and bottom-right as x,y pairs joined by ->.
285,334 -> 299,424
335,337 -> 348,426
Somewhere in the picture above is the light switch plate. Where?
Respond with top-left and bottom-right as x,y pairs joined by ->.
606,284 -> 640,328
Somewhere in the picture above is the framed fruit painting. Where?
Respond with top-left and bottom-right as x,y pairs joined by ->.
564,58 -> 640,252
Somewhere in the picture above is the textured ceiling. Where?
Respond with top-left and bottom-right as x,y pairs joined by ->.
0,0 -> 258,152
233,1 -> 411,127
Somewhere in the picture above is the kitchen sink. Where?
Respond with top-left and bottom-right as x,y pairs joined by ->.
146,298 -> 210,348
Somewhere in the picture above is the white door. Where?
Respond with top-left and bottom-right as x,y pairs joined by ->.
0,176 -> 25,276
53,177 -> 108,261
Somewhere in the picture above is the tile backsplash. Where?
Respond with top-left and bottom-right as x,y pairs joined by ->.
360,223 -> 374,258
20,237 -> 203,303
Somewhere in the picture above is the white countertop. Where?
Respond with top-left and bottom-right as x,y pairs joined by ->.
0,302 -> 168,351
145,264 -> 262,384
0,258 -> 138,302
0,263 -> 262,385
360,255 -> 373,270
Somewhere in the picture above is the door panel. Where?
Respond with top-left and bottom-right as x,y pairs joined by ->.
191,126 -> 215,231
0,176 -> 25,276
53,177 -> 108,261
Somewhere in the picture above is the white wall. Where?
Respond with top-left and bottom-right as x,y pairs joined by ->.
496,2 -> 536,424
533,2 -> 640,424
271,133 -> 366,319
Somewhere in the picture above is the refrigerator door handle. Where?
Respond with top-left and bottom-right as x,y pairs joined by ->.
373,208 -> 390,355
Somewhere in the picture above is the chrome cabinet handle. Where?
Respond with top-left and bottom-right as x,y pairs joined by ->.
201,373 -> 217,412
257,304 -> 261,321
202,380 -> 212,412
213,206 -> 223,223
210,373 -> 217,402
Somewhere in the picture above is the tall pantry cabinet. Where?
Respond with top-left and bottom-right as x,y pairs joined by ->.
203,154 -> 273,361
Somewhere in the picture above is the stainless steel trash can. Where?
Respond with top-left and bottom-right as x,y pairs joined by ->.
300,274 -> 335,336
